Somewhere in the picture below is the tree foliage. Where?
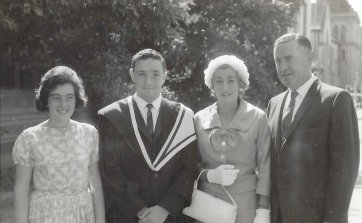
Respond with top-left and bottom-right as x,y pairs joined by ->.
1,0 -> 302,111
167,0 -> 301,110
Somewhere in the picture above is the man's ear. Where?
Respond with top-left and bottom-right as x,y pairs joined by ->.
130,68 -> 135,82
163,71 -> 168,82
307,50 -> 314,64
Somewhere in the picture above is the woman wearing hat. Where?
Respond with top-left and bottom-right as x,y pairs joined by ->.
194,55 -> 271,223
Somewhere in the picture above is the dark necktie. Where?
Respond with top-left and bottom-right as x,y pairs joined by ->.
281,91 -> 298,137
146,104 -> 154,137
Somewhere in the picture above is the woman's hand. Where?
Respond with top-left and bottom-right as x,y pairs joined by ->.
253,209 -> 270,223
207,165 -> 239,186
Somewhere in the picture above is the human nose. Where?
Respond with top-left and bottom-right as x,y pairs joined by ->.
60,97 -> 66,107
222,81 -> 228,90
277,61 -> 287,73
145,75 -> 152,86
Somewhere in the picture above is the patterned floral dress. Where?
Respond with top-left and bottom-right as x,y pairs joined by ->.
12,121 -> 99,223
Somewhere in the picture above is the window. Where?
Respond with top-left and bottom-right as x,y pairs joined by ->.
333,25 -> 339,40
341,25 -> 346,41
341,48 -> 346,61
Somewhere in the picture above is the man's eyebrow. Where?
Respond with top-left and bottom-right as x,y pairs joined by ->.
49,93 -> 75,96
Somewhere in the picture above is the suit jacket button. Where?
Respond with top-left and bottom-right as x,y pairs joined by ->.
154,173 -> 159,178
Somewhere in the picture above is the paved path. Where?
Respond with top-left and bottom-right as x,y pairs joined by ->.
348,186 -> 362,222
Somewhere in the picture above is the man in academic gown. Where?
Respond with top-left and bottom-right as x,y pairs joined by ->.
98,49 -> 200,223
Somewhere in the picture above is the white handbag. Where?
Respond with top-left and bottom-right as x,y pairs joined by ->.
182,169 -> 237,223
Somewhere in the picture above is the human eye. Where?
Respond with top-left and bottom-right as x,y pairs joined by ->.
49,95 -> 60,100
136,72 -> 145,76
49,95 -> 61,101
66,95 -> 75,100
286,56 -> 293,62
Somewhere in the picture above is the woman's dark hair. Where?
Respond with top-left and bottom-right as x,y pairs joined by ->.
35,66 -> 87,111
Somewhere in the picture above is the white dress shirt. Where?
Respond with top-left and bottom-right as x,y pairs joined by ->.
133,94 -> 162,131
284,74 -> 317,121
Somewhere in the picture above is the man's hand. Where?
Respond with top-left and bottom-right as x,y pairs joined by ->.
137,207 -> 149,220
137,205 -> 169,223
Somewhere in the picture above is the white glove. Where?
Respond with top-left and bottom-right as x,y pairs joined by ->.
253,208 -> 270,223
207,165 -> 239,186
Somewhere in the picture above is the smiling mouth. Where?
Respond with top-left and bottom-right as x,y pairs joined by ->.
221,93 -> 231,96
57,109 -> 70,114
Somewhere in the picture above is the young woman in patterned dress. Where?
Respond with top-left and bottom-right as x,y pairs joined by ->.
13,66 -> 105,223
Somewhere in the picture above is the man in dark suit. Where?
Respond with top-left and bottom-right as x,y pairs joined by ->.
98,49 -> 200,223
267,33 -> 360,223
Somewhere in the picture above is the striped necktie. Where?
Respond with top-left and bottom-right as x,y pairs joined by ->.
281,91 -> 298,137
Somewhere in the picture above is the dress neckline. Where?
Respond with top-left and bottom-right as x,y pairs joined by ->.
38,120 -> 78,129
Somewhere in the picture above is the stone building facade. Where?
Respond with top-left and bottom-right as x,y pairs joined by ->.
288,0 -> 362,91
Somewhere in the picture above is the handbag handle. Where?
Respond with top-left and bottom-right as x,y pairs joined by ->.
195,169 -> 237,208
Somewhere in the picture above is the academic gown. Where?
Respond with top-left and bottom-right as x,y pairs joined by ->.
98,97 -> 200,223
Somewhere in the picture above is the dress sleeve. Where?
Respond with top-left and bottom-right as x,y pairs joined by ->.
255,113 -> 271,197
90,126 -> 100,163
12,131 -> 34,166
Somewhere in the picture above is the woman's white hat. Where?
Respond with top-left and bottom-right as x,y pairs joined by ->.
204,55 -> 249,89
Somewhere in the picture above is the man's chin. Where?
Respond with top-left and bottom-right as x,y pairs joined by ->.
280,79 -> 292,89
138,92 -> 160,102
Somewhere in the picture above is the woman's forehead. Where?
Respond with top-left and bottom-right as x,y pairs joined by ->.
214,66 -> 238,78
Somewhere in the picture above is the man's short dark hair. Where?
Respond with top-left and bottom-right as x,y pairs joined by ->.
35,66 -> 87,111
131,49 -> 167,72
274,33 -> 312,51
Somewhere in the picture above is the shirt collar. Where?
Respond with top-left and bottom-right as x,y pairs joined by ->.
291,74 -> 317,98
133,93 -> 162,110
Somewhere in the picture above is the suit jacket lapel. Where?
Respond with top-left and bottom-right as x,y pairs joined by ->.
275,92 -> 288,152
281,79 -> 320,149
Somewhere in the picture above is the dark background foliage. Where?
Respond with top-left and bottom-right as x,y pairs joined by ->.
0,0 -> 303,112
